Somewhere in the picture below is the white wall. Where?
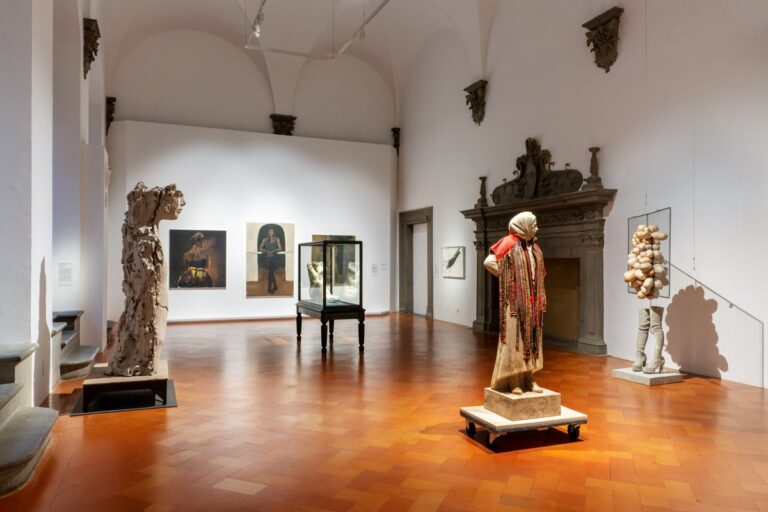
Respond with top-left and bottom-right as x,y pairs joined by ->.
0,0 -> 54,405
399,29 -> 481,327
107,121 -> 396,322
399,0 -> 768,387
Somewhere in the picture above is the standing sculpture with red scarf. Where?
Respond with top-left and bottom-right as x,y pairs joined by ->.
483,211 -> 547,395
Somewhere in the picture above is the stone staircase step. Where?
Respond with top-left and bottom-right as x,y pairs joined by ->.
0,384 -> 23,428
52,310 -> 83,333
60,346 -> 99,380
0,407 -> 57,495
0,344 -> 38,385
60,330 -> 78,351
0,384 -> 22,412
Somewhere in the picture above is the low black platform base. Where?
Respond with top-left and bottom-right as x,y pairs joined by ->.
72,361 -> 177,416
70,380 -> 177,416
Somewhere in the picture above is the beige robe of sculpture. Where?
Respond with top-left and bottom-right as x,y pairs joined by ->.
490,305 -> 544,391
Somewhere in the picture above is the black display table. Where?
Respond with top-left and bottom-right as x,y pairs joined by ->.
296,301 -> 365,352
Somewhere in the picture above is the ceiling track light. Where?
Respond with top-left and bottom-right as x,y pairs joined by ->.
239,0 -> 390,60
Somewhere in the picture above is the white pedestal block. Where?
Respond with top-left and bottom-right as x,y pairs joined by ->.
612,367 -> 683,386
483,387 -> 561,420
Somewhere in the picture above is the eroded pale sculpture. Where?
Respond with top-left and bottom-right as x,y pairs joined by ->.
483,212 -> 547,395
106,182 -> 185,377
622,224 -> 669,374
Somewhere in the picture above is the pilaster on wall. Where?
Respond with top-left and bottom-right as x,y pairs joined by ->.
52,0 -> 108,350
53,0 -> 84,313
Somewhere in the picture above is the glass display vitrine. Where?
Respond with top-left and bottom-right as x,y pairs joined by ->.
296,240 -> 365,352
298,240 -> 362,308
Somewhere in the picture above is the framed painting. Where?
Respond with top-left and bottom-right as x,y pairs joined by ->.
169,230 -> 226,288
441,246 -> 465,279
246,223 -> 294,297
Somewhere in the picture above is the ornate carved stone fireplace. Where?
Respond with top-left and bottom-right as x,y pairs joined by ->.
462,188 -> 616,355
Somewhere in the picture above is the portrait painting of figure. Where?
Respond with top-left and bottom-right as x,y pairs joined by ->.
246,223 -> 294,297
169,230 -> 226,289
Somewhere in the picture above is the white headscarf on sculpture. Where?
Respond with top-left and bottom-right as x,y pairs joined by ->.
509,211 -> 538,241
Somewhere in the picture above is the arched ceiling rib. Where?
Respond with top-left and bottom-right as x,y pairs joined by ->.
100,0 -> 498,125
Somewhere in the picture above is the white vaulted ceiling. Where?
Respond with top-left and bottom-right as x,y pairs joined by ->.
101,0 -> 500,141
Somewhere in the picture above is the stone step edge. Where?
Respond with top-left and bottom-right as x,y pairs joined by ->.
60,331 -> 77,351
0,407 -> 56,496
60,346 -> 99,370
0,383 -> 22,413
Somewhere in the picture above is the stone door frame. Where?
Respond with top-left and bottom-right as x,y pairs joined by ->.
398,207 -> 433,319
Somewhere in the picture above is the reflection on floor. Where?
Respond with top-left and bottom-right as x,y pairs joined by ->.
2,314 -> 767,511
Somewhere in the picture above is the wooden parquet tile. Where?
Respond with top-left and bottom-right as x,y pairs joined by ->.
1,313 -> 767,511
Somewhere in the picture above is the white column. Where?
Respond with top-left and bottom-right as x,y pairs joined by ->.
0,0 -> 54,405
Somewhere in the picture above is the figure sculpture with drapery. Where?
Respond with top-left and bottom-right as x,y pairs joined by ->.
483,211 -> 547,395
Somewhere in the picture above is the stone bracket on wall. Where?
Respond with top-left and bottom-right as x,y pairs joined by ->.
83,18 -> 101,79
464,80 -> 488,125
270,114 -> 297,136
583,7 -> 624,73
461,188 -> 617,355
106,97 -> 116,134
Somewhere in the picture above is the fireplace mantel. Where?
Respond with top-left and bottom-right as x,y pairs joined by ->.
461,188 -> 617,355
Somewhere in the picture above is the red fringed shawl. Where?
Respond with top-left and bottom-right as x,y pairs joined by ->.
491,234 -> 547,361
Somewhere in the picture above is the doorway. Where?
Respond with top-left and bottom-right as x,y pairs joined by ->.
398,207 -> 433,318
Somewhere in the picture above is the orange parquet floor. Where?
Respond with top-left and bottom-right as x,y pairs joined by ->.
1,314 -> 767,512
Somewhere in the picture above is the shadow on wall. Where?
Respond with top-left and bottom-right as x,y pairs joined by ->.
37,259 -> 50,405
666,285 -> 728,378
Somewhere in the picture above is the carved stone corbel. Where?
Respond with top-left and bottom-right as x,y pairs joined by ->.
391,127 -> 400,154
106,97 -> 116,134
83,18 -> 101,79
582,7 -> 624,73
463,80 -> 488,125
270,114 -> 297,136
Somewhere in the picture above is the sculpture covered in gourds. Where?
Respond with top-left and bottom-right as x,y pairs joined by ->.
623,224 -> 668,299
622,224 -> 669,374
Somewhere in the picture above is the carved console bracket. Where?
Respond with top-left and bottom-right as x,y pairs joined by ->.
463,80 -> 488,125
83,18 -> 101,79
582,7 -> 624,73
106,97 -> 116,134
391,127 -> 401,154
270,114 -> 297,136
462,187 -> 617,356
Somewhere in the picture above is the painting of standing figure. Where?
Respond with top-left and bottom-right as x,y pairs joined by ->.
246,223 -> 294,297
169,230 -> 227,289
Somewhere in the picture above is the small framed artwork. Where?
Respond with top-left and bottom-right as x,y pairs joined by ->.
441,246 -> 465,279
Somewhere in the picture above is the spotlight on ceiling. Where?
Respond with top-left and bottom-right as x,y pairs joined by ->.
253,10 -> 264,39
